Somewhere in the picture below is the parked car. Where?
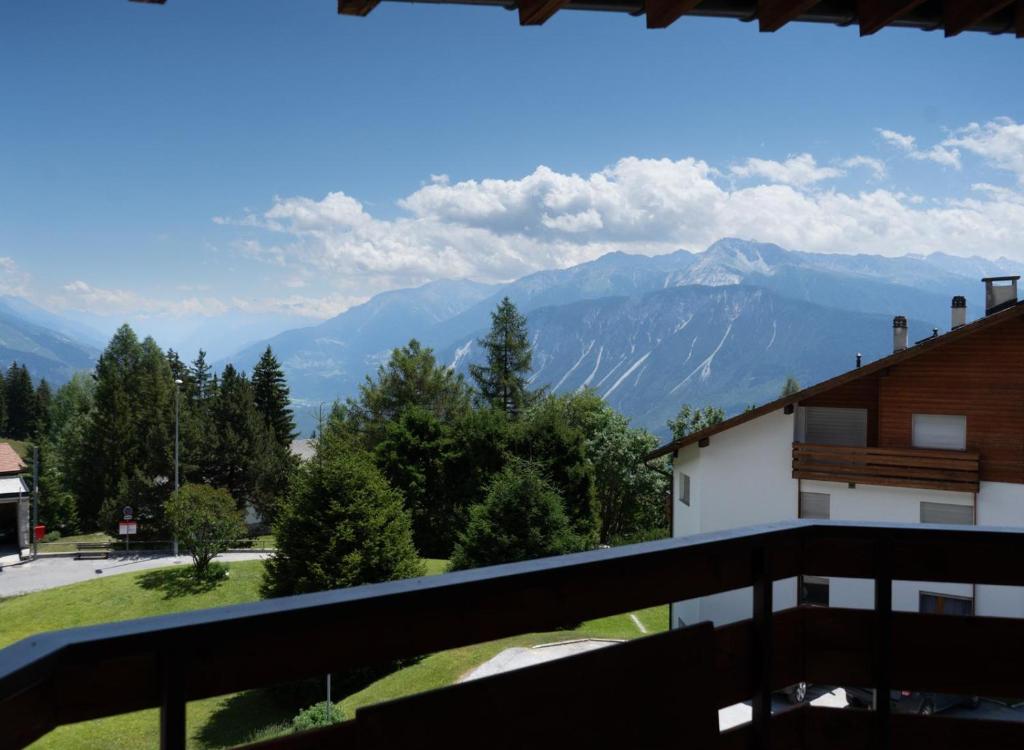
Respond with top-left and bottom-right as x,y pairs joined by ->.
845,687 -> 978,715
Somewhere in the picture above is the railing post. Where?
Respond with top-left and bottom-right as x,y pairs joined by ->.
752,543 -> 773,750
159,650 -> 186,750
873,537 -> 892,750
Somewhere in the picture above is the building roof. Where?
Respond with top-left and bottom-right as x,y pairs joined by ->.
134,0 -> 1023,37
0,444 -> 26,476
0,476 -> 28,498
646,299 -> 1024,461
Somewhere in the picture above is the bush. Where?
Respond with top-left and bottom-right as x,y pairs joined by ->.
165,483 -> 246,578
450,460 -> 576,570
291,702 -> 345,732
262,431 -> 424,598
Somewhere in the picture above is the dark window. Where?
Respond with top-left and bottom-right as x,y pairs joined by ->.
799,492 -> 830,520
920,592 -> 973,616
799,575 -> 829,607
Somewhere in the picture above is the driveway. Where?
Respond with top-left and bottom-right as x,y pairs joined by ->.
0,551 -> 272,598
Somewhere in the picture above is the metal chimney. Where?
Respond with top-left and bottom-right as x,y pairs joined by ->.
893,316 -> 908,353
982,276 -> 1019,315
951,296 -> 966,329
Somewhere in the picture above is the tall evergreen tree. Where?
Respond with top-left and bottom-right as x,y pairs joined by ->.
252,346 -> 296,448
5,362 -> 36,440
33,379 -> 52,439
469,297 -> 534,415
0,368 -> 7,435
345,339 -> 471,447
201,365 -> 288,522
263,427 -> 423,597
780,375 -> 801,397
191,349 -> 212,402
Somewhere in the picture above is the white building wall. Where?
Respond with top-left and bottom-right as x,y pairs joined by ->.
802,480 -> 974,612
976,481 -> 1024,617
670,409 -> 798,627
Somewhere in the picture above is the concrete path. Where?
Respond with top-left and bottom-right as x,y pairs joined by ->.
459,639 -> 624,682
0,551 -> 271,598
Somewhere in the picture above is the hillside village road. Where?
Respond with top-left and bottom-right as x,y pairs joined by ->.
0,552 -> 272,598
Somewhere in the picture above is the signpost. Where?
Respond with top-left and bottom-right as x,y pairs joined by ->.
120,507 -> 136,552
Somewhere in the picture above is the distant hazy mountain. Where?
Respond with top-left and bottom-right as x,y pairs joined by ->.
228,278 -> 498,413
230,238 -> 1019,435
0,301 -> 99,385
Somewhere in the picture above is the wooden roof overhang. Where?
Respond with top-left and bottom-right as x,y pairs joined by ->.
131,0 -> 1024,36
646,299 -> 1024,461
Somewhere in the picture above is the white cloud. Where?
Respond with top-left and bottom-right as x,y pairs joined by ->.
58,280 -> 229,318
0,257 -> 31,296
730,153 -> 844,187
223,130 -> 1024,302
943,118 -> 1024,184
841,155 -> 887,180
878,128 -> 961,169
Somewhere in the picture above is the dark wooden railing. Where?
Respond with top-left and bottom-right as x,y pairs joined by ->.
2,521 -> 1024,749
793,443 -> 981,492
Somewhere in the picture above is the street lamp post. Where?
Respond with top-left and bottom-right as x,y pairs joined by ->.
173,378 -> 183,556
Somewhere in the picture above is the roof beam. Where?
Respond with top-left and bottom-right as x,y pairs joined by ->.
646,0 -> 704,29
758,0 -> 822,32
1017,0 -> 1024,37
943,0 -> 1015,36
338,0 -> 381,17
856,0 -> 926,35
517,0 -> 568,25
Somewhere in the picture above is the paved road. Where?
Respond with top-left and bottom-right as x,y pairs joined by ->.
0,551 -> 272,597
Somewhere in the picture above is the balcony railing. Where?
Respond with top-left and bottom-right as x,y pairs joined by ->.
793,443 -> 981,492
2,521 -> 1024,749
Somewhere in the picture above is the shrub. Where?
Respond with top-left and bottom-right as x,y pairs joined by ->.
165,483 -> 246,578
291,702 -> 344,732
450,460 -> 576,570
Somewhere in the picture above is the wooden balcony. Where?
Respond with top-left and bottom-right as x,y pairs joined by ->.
3,521 -> 1024,749
793,443 -> 981,492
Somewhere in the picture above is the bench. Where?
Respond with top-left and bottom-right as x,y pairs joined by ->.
76,542 -> 111,560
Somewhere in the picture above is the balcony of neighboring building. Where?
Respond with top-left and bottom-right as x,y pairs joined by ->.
792,443 -> 980,493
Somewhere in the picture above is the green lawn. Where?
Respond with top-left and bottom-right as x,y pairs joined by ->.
1,558 -> 668,749
35,532 -> 115,554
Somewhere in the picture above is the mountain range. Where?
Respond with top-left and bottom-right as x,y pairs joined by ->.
227,238 -> 1020,438
2,239 -> 1017,436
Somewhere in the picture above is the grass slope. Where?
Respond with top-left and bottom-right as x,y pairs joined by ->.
1,559 -> 668,749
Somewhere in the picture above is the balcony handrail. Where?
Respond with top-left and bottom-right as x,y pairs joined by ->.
3,520 -> 1024,749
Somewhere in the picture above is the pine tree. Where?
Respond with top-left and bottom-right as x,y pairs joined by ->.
252,346 -> 296,448
0,368 -> 7,435
201,365 -> 288,522
5,362 -> 36,440
191,350 -> 212,402
780,376 -> 801,397
33,379 -> 52,439
263,429 -> 423,597
469,297 -> 534,415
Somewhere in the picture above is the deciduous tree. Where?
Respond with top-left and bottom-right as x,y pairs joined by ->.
166,483 -> 246,578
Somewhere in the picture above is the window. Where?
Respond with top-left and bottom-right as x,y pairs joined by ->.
798,407 -> 868,447
912,414 -> 967,451
678,473 -> 691,507
799,575 -> 829,607
920,501 -> 973,525
920,592 -> 973,616
799,492 -> 830,520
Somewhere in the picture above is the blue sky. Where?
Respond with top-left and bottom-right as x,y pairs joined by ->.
2,0 -> 1023,349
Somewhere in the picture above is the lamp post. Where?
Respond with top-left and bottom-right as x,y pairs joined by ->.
173,378 -> 183,556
